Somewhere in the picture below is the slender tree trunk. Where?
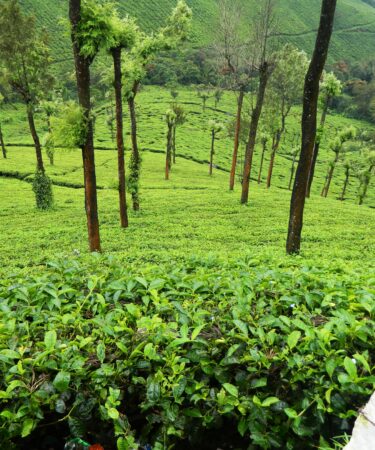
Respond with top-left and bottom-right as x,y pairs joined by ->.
209,130 -> 215,176
0,124 -> 7,159
70,0 -> 101,252
128,81 -> 141,211
286,0 -> 337,254
267,149 -> 276,189
165,124 -> 173,180
172,125 -> 176,164
112,47 -> 128,229
26,103 -> 44,173
288,154 -> 297,191
322,153 -> 339,197
340,168 -> 350,200
306,102 -> 329,197
358,164 -> 374,205
258,140 -> 267,184
229,89 -> 245,190
267,131 -> 283,189
241,62 -> 269,204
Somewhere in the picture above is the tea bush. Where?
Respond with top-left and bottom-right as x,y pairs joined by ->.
0,256 -> 374,449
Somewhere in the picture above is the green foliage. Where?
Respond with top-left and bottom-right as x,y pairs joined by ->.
32,170 -> 53,210
0,257 -> 373,447
50,102 -> 88,149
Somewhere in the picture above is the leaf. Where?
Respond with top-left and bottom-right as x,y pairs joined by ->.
326,358 -> 336,378
117,437 -> 127,450
223,383 -> 238,398
107,407 -> 119,420
0,349 -> 20,360
233,320 -> 248,337
262,396 -> 280,407
285,408 -> 298,419
125,303 -> 141,318
191,324 -> 205,340
287,331 -> 301,350
97,342 -> 106,363
53,371 -> 71,393
238,417 -> 248,437
344,357 -> 357,380
44,330 -> 57,350
147,378 -> 160,403
354,353 -> 371,373
21,418 -> 34,437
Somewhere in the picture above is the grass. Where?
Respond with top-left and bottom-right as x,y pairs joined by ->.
0,85 -> 374,276
18,0 -> 375,66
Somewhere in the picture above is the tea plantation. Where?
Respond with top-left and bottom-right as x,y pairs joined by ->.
0,86 -> 374,449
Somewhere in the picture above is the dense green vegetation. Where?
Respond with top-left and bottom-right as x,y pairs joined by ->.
1,1 -> 375,449
19,0 -> 375,63
1,256 -> 374,449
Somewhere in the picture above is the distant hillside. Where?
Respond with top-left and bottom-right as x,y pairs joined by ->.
19,0 -> 375,68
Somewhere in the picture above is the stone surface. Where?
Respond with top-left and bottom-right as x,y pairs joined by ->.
344,392 -> 375,450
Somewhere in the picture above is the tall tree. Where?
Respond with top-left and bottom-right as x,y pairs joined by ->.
306,72 -> 342,197
286,0 -> 337,255
358,151 -> 375,205
165,109 -> 176,180
216,0 -> 250,191
258,132 -> 269,184
0,0 -> 54,208
123,0 -> 192,210
208,121 -> 224,176
264,44 -> 308,189
241,0 -> 276,204
107,14 -> 137,228
69,0 -> 113,252
171,103 -> 186,164
321,127 -> 355,198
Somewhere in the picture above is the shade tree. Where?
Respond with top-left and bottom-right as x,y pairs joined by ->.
165,109 -> 176,180
208,120 -> 225,176
321,126 -> 356,198
264,44 -> 308,189
0,0 -> 54,209
287,0 -> 337,254
306,72 -> 342,197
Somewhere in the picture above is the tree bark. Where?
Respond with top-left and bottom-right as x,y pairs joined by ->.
209,130 -> 215,176
241,62 -> 269,204
26,103 -> 44,173
258,139 -> 267,184
128,81 -> 141,211
112,47 -> 129,229
165,124 -> 173,180
306,103 -> 329,197
340,168 -> 350,201
229,89 -> 245,190
69,0 -> 101,253
266,149 -> 276,189
286,0 -> 337,255
172,125 -> 176,164
0,124 -> 7,159
322,153 -> 339,197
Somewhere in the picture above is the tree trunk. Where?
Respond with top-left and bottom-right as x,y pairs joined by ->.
266,149 -> 276,189
112,47 -> 129,229
229,89 -> 245,190
286,0 -> 337,255
288,154 -> 297,191
128,81 -> 141,211
172,125 -> 176,164
340,168 -> 350,200
26,103 -> 44,173
69,0 -> 101,253
165,124 -> 173,180
258,140 -> 267,184
209,130 -> 215,176
0,124 -> 7,159
322,153 -> 339,198
306,101 -> 329,197
241,62 -> 269,204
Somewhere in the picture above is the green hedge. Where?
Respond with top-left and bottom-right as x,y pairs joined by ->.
0,256 -> 374,449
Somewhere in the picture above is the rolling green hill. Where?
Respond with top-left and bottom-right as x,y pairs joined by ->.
19,0 -> 375,65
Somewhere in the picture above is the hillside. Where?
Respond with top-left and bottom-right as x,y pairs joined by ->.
19,0 -> 375,65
